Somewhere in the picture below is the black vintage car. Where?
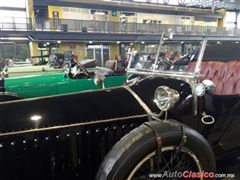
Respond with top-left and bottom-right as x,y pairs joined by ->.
0,36 -> 239,180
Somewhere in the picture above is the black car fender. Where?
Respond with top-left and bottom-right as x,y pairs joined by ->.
0,92 -> 21,102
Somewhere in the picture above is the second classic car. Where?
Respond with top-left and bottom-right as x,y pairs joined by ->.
1,59 -> 126,99
0,35 -> 239,179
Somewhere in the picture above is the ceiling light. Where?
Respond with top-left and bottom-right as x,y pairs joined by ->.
0,37 -> 29,40
94,12 -> 105,15
117,41 -> 120,44
57,40 -> 61,44
30,115 -> 42,122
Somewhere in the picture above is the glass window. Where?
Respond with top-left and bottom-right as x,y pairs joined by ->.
0,0 -> 26,8
225,11 -> 236,28
16,43 -> 30,60
0,42 -> 29,60
0,43 -> 15,59
87,49 -> 94,59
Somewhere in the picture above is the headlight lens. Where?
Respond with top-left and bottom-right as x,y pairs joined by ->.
154,86 -> 180,111
195,80 -> 215,96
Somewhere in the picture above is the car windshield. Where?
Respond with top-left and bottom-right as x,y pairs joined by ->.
127,35 -> 201,74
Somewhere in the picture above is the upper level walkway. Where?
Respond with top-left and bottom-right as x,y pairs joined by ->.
1,18 -> 240,41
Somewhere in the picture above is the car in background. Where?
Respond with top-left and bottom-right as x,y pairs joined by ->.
10,60 -> 32,67
49,53 -> 69,69
1,59 -> 126,99
31,55 -> 49,65
48,51 -> 81,69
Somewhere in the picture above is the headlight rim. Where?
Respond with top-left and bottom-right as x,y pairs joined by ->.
154,86 -> 180,111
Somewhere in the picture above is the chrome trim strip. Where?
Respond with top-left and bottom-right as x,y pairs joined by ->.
127,69 -> 197,80
0,114 -> 148,137
0,86 -> 126,105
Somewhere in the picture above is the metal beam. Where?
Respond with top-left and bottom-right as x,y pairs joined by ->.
3,30 -> 240,42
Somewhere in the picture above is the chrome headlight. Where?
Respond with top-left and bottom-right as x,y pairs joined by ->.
195,80 -> 215,97
195,83 -> 206,97
154,86 -> 180,111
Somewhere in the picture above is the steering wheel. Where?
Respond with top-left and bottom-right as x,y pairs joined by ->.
157,58 -> 173,70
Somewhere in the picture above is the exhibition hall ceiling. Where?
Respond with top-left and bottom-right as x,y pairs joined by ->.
111,0 -> 240,10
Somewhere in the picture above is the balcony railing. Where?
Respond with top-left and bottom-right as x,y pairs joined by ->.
1,17 -> 240,37
0,18 -> 32,31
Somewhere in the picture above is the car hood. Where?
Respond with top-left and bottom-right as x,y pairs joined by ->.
0,87 -> 147,134
0,76 -> 192,135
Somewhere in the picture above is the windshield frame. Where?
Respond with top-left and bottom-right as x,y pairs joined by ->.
126,36 -> 208,84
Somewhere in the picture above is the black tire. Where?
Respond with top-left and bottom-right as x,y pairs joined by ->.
96,120 -> 216,180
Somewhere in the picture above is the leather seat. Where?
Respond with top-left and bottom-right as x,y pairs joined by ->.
188,61 -> 240,95
105,60 -> 117,70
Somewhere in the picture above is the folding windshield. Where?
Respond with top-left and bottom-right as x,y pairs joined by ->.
127,35 -> 202,74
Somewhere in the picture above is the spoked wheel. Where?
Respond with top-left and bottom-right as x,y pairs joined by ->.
96,121 -> 216,180
128,147 -> 202,180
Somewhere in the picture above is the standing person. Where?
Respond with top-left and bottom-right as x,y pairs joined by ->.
8,57 -> 13,67
70,52 -> 78,67
0,63 -> 5,92
115,54 -> 123,69
25,57 -> 31,65
90,16 -> 97,32
0,77 -> 5,92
